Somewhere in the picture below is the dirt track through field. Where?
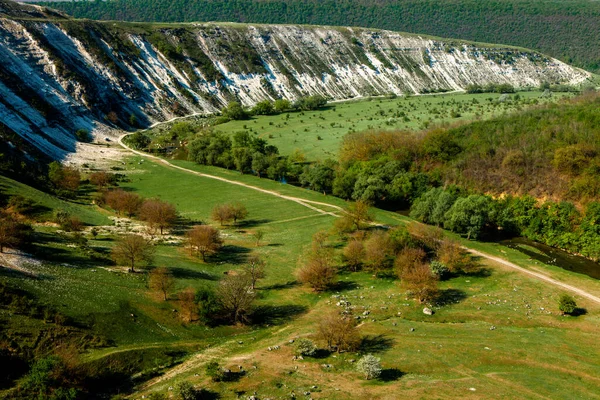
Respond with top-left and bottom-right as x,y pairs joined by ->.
466,248 -> 600,305
118,133 -> 600,305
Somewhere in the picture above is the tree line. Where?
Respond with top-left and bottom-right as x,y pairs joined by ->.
46,0 -> 600,73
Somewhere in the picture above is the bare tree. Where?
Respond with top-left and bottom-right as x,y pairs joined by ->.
297,254 -> 336,292
217,273 -> 256,324
0,211 -> 28,253
211,203 -> 233,226
104,189 -> 142,217
149,267 -> 175,301
394,247 -> 427,277
139,199 -> 178,235
89,171 -> 112,188
317,311 -> 361,353
401,263 -> 439,304
179,287 -> 198,323
230,202 -> 248,226
343,239 -> 365,271
243,255 -> 266,290
436,238 -> 471,272
364,230 -> 394,273
187,225 -> 223,262
252,230 -> 264,247
112,234 -> 154,272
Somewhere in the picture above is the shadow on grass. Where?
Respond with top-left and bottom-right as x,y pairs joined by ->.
359,334 -> 395,353
435,288 -> 467,306
261,280 -> 299,290
250,304 -> 308,326
240,219 -> 271,228
211,245 -> 251,265
569,308 -> 588,317
168,266 -> 219,281
195,389 -> 220,399
330,280 -> 359,292
379,368 -> 404,382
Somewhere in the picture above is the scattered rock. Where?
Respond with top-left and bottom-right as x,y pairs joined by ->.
410,328 -> 415,332
423,307 -> 434,315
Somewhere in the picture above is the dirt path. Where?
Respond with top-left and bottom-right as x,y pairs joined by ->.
467,248 -> 600,305
118,134 -> 600,305
138,341 -> 233,390
118,134 -> 342,218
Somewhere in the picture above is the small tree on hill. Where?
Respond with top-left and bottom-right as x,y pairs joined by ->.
558,294 -> 577,315
139,198 -> 178,234
243,255 -> 266,290
343,239 -> 365,271
252,230 -> 264,246
401,263 -> 439,304
217,273 -> 256,324
364,230 -> 394,273
89,171 -> 112,189
149,267 -> 175,301
356,354 -> 382,380
317,311 -> 360,353
211,203 -> 233,226
0,211 -> 29,253
112,234 -> 154,272
187,225 -> 223,262
394,247 -> 427,278
48,162 -> 81,193
338,200 -> 372,232
179,287 -> 198,323
436,238 -> 471,273
104,189 -> 143,217
230,202 -> 248,226
297,254 -> 336,292
294,338 -> 317,357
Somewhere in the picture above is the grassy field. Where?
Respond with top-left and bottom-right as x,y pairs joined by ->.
206,91 -> 571,161
2,147 -> 599,398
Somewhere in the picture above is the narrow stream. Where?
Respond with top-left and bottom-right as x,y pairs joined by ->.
497,237 -> 600,280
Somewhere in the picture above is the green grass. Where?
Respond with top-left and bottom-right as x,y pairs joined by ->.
207,91 -> 568,161
0,175 -> 110,225
2,148 -> 600,398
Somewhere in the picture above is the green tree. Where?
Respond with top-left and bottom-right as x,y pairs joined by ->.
444,195 -> 496,239
558,294 -> 577,315
222,101 -> 249,120
251,99 -> 275,115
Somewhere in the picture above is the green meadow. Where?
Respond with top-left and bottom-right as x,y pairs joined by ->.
210,91 -> 568,161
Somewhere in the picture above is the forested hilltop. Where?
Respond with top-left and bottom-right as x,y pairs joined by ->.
38,0 -> 600,73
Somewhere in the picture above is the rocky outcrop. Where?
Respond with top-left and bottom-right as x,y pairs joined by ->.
0,0 -> 591,159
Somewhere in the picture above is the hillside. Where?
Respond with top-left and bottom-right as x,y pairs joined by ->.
0,0 -> 590,161
35,0 -> 600,73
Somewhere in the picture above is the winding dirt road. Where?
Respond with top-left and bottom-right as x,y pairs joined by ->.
118,133 -> 600,305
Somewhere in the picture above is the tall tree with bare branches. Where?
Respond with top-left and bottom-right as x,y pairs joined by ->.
149,267 -> 175,301
112,234 -> 154,272
187,225 -> 223,261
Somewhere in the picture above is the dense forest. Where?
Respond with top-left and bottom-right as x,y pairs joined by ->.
41,0 -> 600,73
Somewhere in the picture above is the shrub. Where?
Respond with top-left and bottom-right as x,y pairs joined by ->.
558,294 -> 577,315
294,338 -> 317,357
356,354 -> 382,380
205,361 -> 229,382
429,261 -> 450,280
297,255 -> 337,292
175,381 -> 196,400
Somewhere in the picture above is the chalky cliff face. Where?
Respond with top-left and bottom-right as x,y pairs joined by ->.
0,0 -> 590,159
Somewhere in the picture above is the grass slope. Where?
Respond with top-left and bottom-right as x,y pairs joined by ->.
2,148 -> 599,398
